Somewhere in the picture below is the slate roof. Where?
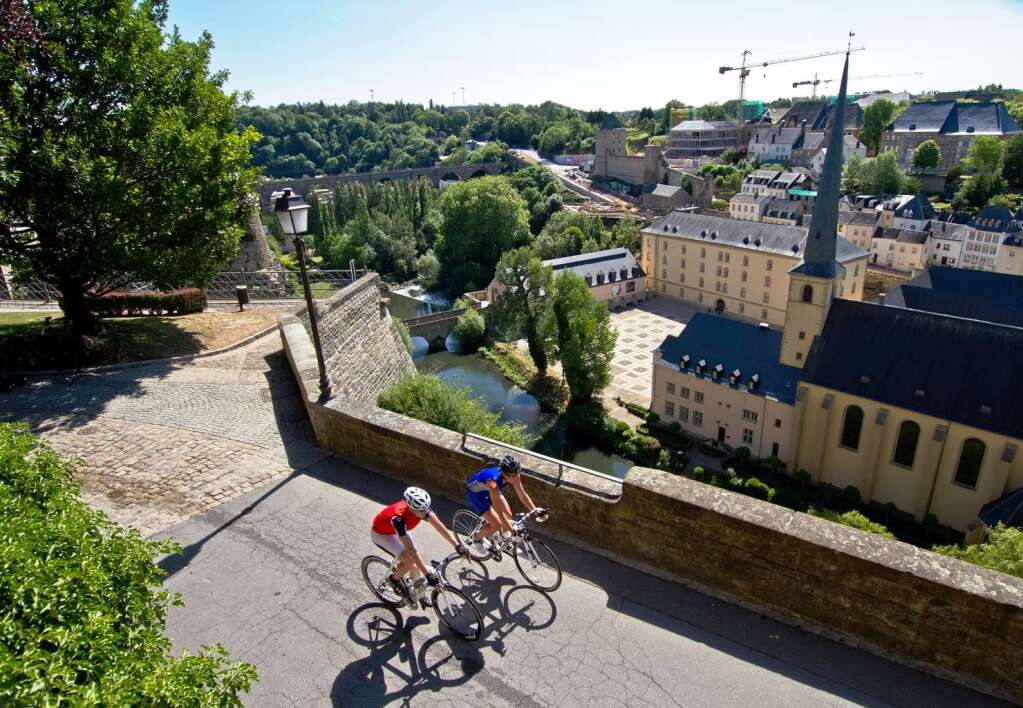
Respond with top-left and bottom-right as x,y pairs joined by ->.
904,266 -> 1023,304
657,313 -> 802,404
750,126 -> 805,148
643,212 -> 866,263
884,286 -> 1023,329
838,211 -> 877,226
765,198 -> 803,219
970,205 -> 1019,233
889,101 -> 1021,135
544,247 -> 643,284
644,183 -> 683,197
670,120 -> 735,132
979,488 -> 1023,528
802,299 -> 1023,440
600,114 -> 625,130
874,227 -> 928,245
891,194 -> 936,221
779,101 -> 828,129
825,101 -> 863,132
928,221 -> 967,241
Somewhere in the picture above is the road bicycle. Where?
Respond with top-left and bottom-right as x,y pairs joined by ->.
360,549 -> 485,641
451,506 -> 562,592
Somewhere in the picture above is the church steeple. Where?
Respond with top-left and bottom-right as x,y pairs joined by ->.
792,52 -> 850,278
779,52 -> 850,369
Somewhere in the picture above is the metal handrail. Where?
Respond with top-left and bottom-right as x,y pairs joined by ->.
460,432 -> 624,485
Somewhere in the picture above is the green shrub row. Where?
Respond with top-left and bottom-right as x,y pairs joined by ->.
0,423 -> 255,703
562,402 -> 662,466
87,288 -> 207,317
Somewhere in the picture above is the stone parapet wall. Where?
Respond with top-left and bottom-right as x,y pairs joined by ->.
294,273 -> 413,404
280,307 -> 1023,702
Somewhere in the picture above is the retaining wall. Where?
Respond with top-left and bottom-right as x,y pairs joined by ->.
279,310 -> 1023,702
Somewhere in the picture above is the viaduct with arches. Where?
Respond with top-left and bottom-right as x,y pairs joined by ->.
257,162 -> 503,208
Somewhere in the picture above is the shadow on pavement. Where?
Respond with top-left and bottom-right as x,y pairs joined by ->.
332,603 -> 485,707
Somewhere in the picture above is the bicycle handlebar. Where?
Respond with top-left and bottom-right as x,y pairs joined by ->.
513,507 -> 550,530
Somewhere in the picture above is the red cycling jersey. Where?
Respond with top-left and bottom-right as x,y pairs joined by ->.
371,500 -> 426,536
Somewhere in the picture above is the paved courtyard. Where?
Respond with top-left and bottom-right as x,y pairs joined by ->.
0,333 -> 327,536
606,297 -> 701,407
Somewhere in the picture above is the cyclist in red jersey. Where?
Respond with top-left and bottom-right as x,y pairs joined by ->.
370,487 -> 467,597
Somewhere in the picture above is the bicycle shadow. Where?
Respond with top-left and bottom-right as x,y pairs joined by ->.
441,558 -> 559,655
331,602 -> 485,707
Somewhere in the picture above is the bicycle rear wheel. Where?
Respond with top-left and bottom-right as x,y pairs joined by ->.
513,537 -> 562,592
361,555 -> 404,607
432,585 -> 484,641
452,509 -> 491,561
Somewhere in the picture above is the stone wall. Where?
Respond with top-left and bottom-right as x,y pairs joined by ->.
280,307 -> 1023,702
295,273 -> 414,404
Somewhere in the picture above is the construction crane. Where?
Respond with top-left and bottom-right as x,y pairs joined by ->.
792,72 -> 924,97
719,45 -> 866,122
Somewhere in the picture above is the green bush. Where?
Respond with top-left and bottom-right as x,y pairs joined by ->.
734,446 -> 751,461
633,434 -> 662,466
794,469 -> 812,487
378,372 -> 526,446
668,421 -> 682,435
392,316 -> 413,354
772,488 -> 806,511
86,288 -> 207,317
744,477 -> 776,502
0,423 -> 256,704
808,507 -> 895,539
840,485 -> 862,506
646,412 -> 661,425
765,455 -> 785,473
692,465 -> 705,479
452,308 -> 486,352
923,513 -> 939,527
699,441 -> 727,458
933,524 -> 1023,579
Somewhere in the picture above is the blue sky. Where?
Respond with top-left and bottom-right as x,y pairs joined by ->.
167,0 -> 1023,110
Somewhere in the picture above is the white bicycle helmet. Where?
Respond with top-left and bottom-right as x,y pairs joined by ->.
404,486 -> 431,513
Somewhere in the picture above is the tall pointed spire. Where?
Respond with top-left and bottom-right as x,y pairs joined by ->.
793,52 -> 849,278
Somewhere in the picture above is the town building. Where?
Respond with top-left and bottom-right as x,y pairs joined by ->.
868,227 -> 929,273
926,218 -> 967,268
740,170 -> 809,199
960,205 -> 1023,272
486,247 -> 646,310
747,125 -> 806,165
665,120 -> 738,159
729,192 -> 771,221
592,114 -> 666,189
641,183 -> 691,213
640,211 -> 867,327
854,90 -> 912,109
650,55 -> 1023,534
880,101 -> 1021,191
762,198 -> 804,226
883,267 -> 1023,328
836,211 -> 878,252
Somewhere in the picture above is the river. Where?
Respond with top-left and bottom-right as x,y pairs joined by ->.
413,347 -> 634,480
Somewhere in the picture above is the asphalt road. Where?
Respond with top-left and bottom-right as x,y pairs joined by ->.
157,455 -> 1005,707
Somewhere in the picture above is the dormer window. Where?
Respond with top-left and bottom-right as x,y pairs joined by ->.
749,373 -> 760,389
908,123 -> 916,131
681,354 -> 690,368
712,363 -> 724,379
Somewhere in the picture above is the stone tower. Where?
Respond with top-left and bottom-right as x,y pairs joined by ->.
592,113 -> 626,180
779,54 -> 850,369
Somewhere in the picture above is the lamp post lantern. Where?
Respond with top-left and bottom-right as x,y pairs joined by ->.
274,188 -> 333,401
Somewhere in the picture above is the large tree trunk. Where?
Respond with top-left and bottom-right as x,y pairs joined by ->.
525,322 -> 548,377
57,278 -> 99,337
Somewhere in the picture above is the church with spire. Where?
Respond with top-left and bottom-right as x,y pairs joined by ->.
650,54 -> 1023,536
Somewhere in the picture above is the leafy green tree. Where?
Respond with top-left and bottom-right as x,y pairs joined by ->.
416,250 -> 441,288
912,139 -> 942,172
452,308 -> 486,352
858,99 -> 902,155
1004,134 -> 1023,188
0,423 -> 256,704
698,103 -> 729,121
933,524 -> 1023,579
491,248 -> 556,376
952,173 -> 1008,212
550,271 -> 617,403
0,0 -> 258,335
964,135 -> 1006,175
535,211 -> 608,258
610,219 -> 643,254
841,151 -> 912,194
436,176 -> 530,293
392,316 -> 413,353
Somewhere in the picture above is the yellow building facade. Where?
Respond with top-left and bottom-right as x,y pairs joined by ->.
641,213 -> 867,327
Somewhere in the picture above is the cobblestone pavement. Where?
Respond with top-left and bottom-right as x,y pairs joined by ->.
158,460 -> 1004,707
606,298 -> 702,407
0,333 -> 327,536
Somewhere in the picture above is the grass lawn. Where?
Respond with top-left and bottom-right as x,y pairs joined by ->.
0,309 -> 280,370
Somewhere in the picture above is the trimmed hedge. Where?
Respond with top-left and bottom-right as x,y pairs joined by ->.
88,288 -> 207,317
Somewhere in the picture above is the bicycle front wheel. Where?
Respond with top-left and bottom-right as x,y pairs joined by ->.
361,555 -> 404,607
452,509 -> 491,561
513,537 -> 562,592
432,585 -> 484,641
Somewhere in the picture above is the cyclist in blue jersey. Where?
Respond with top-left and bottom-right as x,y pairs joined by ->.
465,455 -> 546,556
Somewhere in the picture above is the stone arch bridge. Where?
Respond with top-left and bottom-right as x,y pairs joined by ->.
258,162 -> 502,208
403,300 -> 488,353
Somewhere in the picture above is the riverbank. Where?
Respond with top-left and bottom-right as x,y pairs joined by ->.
479,343 -> 569,413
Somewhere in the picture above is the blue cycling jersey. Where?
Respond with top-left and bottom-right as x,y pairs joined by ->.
467,466 -> 504,494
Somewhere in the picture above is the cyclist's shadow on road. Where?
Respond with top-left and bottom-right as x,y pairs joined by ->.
332,563 -> 558,706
